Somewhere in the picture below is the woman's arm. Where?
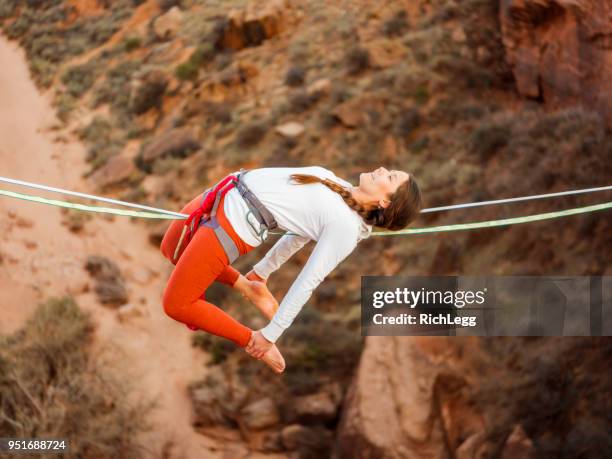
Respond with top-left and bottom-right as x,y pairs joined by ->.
259,218 -> 360,343
251,233 -> 311,281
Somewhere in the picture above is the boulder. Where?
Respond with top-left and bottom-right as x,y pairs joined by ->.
275,121 -> 305,138
499,0 -> 612,128
293,391 -> 337,423
137,127 -> 200,171
90,155 -> 136,190
153,6 -> 183,40
218,0 -> 287,50
307,78 -> 332,97
331,96 -> 387,128
190,366 -> 250,428
332,99 -> 365,128
334,337 -> 482,458
240,397 -> 280,430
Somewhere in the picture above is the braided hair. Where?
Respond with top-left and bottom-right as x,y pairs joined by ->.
289,171 -> 422,231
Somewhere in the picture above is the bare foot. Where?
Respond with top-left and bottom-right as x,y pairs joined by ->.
240,273 -> 279,320
246,332 -> 286,374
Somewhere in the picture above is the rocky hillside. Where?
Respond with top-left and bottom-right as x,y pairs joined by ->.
1,0 -> 610,458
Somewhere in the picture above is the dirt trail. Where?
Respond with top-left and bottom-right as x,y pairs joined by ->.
0,36 -> 225,458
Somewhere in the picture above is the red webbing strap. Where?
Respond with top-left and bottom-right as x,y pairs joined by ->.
172,173 -> 238,263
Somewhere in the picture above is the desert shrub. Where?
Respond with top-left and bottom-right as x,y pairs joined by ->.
120,184 -> 147,205
288,37 -> 310,63
285,66 -> 306,87
0,0 -> 16,18
428,97 -> 489,125
61,208 -> 93,233
78,116 -> 125,172
432,54 -> 495,89
288,89 -> 320,114
345,46 -> 370,75
93,60 -> 141,119
78,116 -> 113,143
470,121 -> 511,160
469,337 -> 612,458
370,69 -> 397,90
335,12 -> 358,40
410,135 -> 430,153
529,108 -> 601,144
319,110 -> 339,129
392,68 -> 429,96
151,156 -> 183,175
235,121 -> 267,148
61,60 -> 98,97
28,31 -> 67,64
200,101 -> 233,127
413,85 -> 430,105
8,2 -> 133,62
174,45 -> 214,82
86,143 -> 123,172
330,83 -> 353,105
2,1 -> 134,90
75,5 -> 133,45
214,51 -> 234,71
394,107 -> 421,138
382,10 -> 409,37
130,71 -> 168,114
175,60 -> 199,81
209,102 -> 233,124
55,92 -> 77,123
281,307 -> 363,395
30,58 -> 57,88
123,35 -> 142,51
522,109 -> 612,185
193,42 -> 216,64
0,297 -> 155,458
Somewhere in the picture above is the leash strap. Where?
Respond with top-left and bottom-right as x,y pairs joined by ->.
172,173 -> 240,262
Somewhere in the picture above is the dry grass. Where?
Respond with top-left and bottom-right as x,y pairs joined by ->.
0,297 -> 157,459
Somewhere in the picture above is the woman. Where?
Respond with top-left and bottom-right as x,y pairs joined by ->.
159,166 -> 422,373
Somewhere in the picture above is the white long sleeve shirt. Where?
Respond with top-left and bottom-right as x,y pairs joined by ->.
222,166 -> 373,342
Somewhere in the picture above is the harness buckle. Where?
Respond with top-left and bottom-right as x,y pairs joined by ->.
246,208 -> 269,243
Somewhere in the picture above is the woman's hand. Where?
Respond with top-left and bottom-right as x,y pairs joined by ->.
246,269 -> 267,284
245,330 -> 273,359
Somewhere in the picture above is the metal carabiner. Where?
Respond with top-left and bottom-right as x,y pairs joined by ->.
245,208 -> 268,243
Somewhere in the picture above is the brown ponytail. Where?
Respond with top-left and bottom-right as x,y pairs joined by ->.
289,172 -> 422,231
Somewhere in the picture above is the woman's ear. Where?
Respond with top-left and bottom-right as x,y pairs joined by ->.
379,198 -> 390,209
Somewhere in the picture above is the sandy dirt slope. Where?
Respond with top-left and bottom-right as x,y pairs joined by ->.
0,36 -> 229,459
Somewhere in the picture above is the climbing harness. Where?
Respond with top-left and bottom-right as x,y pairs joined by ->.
172,168 -> 278,264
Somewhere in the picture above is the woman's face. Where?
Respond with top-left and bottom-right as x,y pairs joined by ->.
358,167 -> 410,208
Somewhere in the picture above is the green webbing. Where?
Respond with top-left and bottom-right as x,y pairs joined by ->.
371,201 -> 612,236
0,189 -> 177,220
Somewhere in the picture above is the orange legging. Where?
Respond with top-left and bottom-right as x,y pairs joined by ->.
160,190 -> 256,347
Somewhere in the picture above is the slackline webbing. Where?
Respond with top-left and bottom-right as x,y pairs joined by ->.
2,176 -> 611,216
1,186 -> 610,236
